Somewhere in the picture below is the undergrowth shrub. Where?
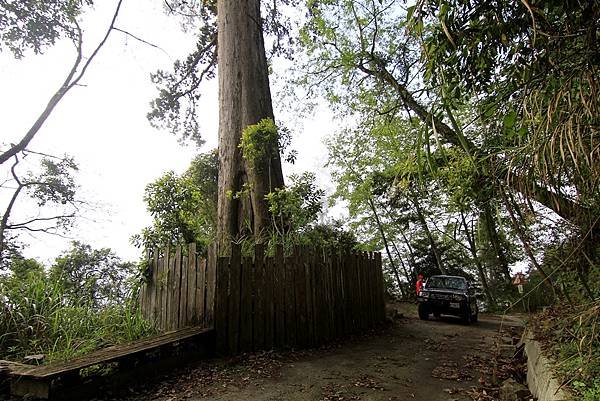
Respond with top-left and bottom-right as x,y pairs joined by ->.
0,268 -> 155,362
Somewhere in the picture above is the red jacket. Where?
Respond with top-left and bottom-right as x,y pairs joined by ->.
416,279 -> 423,295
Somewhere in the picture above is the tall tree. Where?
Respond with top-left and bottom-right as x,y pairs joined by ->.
216,0 -> 285,247
150,1 -> 290,248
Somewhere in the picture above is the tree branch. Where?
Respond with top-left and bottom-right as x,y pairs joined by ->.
0,0 -> 124,165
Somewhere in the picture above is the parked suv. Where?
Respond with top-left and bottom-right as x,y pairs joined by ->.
416,275 -> 479,324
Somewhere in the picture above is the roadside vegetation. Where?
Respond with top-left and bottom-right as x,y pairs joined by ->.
0,244 -> 154,363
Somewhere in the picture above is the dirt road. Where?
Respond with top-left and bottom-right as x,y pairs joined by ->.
100,303 -> 523,401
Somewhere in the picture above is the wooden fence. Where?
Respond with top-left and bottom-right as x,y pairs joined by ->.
214,244 -> 385,354
139,243 -> 216,331
139,243 -> 386,354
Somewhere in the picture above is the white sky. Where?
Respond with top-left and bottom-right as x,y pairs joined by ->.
0,1 -> 340,264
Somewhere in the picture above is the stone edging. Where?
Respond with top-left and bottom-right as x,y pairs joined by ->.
522,329 -> 573,401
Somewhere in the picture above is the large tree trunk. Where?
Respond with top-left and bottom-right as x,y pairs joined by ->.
216,0 -> 284,249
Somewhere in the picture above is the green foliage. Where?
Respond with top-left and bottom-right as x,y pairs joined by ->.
0,254 -> 154,362
132,151 -> 218,253
1,154 -> 80,268
240,118 -> 280,166
50,241 -> 136,309
240,118 -> 297,168
266,172 -> 324,235
412,0 -> 600,216
0,0 -> 93,58
27,157 -> 78,206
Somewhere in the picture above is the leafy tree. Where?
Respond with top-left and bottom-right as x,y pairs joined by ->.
0,0 -> 93,59
0,152 -> 80,268
411,0 -> 600,220
50,241 -> 136,308
132,151 -> 218,253
298,0 -> 588,229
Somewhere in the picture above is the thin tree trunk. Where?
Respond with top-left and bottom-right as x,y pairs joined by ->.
410,194 -> 446,274
0,157 -> 23,266
388,237 -> 413,294
216,0 -> 284,249
499,186 -> 557,297
399,228 -> 418,282
367,197 -> 404,296
460,211 -> 495,306
480,203 -> 511,283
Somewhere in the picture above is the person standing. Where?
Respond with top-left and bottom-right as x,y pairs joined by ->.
416,273 -> 425,295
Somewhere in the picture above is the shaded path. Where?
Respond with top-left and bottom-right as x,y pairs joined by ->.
99,303 -> 523,401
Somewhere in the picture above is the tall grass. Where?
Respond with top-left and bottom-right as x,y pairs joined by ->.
0,270 -> 155,362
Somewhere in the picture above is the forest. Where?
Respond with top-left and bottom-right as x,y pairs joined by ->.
0,0 -> 598,400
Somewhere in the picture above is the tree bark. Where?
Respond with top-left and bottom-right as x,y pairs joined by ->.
459,211 -> 495,306
216,0 -> 284,249
367,197 -> 404,296
410,193 -> 446,274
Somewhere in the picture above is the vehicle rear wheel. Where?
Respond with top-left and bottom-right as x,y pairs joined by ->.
418,303 -> 430,320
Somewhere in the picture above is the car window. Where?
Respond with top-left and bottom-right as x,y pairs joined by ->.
426,277 -> 467,290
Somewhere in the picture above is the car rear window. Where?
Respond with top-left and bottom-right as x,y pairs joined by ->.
426,277 -> 466,290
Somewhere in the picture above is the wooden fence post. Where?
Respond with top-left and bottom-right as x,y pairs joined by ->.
205,244 -> 216,326
239,254 -> 254,352
284,248 -> 297,348
180,250 -> 188,328
263,248 -> 275,349
274,245 -> 285,348
253,244 -> 266,351
227,244 -> 242,353
215,254 -> 229,354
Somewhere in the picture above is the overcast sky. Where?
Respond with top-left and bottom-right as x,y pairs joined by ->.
0,1 -> 340,264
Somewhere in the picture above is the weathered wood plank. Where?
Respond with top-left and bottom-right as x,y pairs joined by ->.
214,255 -> 229,354
151,248 -> 159,325
323,249 -> 335,342
274,245 -> 285,348
284,250 -> 296,348
187,243 -> 197,325
172,246 -> 183,329
227,244 -> 242,354
180,253 -> 188,328
239,256 -> 253,352
313,247 -> 325,344
293,246 -> 307,348
303,246 -> 315,347
341,251 -> 351,336
330,250 -> 341,339
364,253 -> 372,329
196,257 -> 206,326
263,250 -> 275,350
161,248 -> 169,331
5,326 -> 214,380
205,244 -> 216,326
253,244 -> 265,351
375,252 -> 385,322
357,252 -> 366,331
